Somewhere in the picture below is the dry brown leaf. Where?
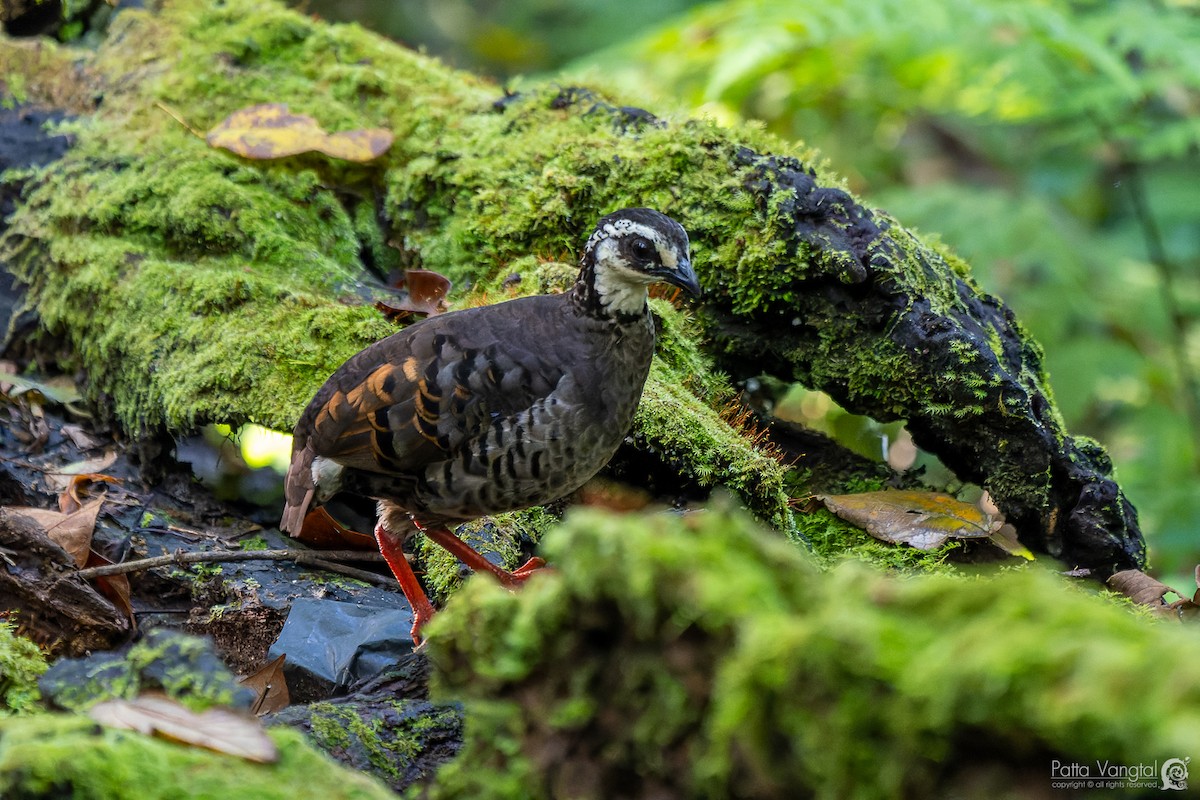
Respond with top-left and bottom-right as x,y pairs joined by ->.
1109,568 -> 1200,621
13,497 -> 103,567
57,471 -> 121,513
817,490 -> 999,551
293,506 -> 377,550
239,654 -> 290,716
402,269 -> 452,314
88,694 -> 278,763
207,103 -> 393,162
11,499 -> 134,623
85,549 -> 136,626
576,477 -> 653,512
375,269 -> 453,321
60,423 -> 103,451
1108,569 -> 1176,606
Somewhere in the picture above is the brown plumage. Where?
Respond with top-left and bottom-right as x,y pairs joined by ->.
281,208 -> 699,642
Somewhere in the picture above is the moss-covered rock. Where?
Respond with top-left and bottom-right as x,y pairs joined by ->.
2,590 -> 397,800
37,629 -> 253,713
286,698 -> 461,789
0,713 -> 396,799
425,505 -> 1199,799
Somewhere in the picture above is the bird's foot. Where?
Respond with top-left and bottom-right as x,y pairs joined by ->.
421,527 -> 548,590
501,556 -> 549,586
374,523 -> 438,647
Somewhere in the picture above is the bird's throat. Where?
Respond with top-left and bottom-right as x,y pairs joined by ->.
592,265 -> 650,317
572,259 -> 649,321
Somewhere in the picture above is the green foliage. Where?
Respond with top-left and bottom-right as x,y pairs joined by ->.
427,504 -> 1200,799
583,0 -> 1200,172
578,0 -> 1200,572
303,0 -> 705,77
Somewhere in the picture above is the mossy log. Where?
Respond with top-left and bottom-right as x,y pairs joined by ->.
0,0 -> 1142,572
427,506 -> 1198,800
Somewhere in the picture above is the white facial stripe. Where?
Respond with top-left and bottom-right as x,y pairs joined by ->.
586,220 -> 681,253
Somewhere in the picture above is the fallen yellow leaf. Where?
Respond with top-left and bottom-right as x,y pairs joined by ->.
817,490 -> 999,551
985,523 -> 1035,561
207,103 -> 393,162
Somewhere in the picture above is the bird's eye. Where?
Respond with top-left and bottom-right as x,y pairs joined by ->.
630,237 -> 655,262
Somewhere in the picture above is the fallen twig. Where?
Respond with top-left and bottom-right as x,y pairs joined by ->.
74,548 -> 396,589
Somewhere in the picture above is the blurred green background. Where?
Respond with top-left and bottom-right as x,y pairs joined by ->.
299,0 -> 1200,578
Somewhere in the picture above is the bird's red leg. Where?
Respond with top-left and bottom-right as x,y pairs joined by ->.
421,527 -> 546,589
373,523 -> 437,645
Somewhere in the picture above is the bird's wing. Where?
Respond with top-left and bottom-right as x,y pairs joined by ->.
297,302 -> 568,476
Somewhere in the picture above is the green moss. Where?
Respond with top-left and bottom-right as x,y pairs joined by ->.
0,714 -> 394,799
796,507 -> 960,572
425,505 -> 1200,799
301,699 -> 461,785
307,704 -> 409,780
2,0 -> 463,433
465,256 -> 577,302
239,535 -> 270,552
126,636 -> 241,710
300,572 -> 374,592
307,702 -> 354,751
635,362 -> 789,522
379,89 -> 833,310
0,623 -> 47,715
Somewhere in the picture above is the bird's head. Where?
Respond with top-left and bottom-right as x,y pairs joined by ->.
576,208 -> 701,319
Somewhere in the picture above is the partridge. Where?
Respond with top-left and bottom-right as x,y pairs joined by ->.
281,208 -> 700,642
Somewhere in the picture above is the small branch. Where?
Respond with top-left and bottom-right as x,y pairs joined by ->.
293,555 -> 399,589
74,548 -> 393,589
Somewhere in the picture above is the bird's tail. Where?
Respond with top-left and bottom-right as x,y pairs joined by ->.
280,441 -> 316,536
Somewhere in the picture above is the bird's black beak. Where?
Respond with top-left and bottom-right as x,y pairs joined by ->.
658,259 -> 702,299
